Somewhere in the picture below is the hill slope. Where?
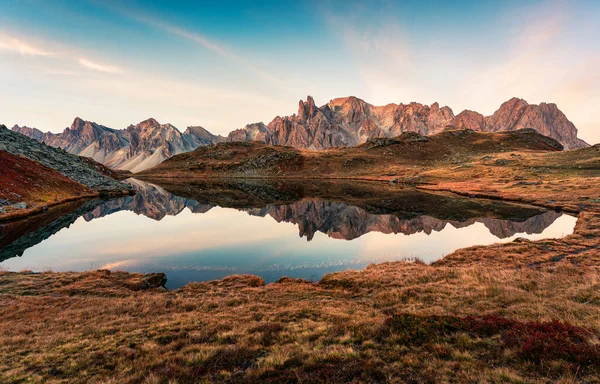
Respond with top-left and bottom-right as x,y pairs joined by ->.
0,125 -> 127,191
0,151 -> 98,219
138,128 -> 563,179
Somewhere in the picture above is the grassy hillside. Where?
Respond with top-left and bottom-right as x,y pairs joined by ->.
0,151 -> 98,220
138,129 -> 563,180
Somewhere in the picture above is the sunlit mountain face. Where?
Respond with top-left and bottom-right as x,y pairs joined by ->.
0,179 -> 577,288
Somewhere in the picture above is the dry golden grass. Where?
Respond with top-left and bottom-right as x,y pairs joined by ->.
1,254 -> 600,383
2,133 -> 600,383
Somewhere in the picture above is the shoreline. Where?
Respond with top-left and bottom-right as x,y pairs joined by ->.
0,189 -> 134,223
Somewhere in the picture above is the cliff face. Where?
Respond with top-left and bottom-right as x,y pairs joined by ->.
228,96 -> 588,150
484,98 -> 588,149
12,118 -> 224,172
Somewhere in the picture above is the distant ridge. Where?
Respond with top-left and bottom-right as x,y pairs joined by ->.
13,96 -> 588,172
12,118 -> 225,173
227,96 -> 588,151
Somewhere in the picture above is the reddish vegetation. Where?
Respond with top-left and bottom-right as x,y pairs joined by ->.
2,263 -> 600,382
386,314 -> 600,370
0,151 -> 96,219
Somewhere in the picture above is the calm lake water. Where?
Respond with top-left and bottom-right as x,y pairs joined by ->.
0,178 -> 577,288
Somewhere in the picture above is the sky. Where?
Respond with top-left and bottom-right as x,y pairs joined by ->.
0,0 -> 598,144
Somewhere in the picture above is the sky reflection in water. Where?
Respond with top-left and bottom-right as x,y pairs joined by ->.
0,179 -> 577,288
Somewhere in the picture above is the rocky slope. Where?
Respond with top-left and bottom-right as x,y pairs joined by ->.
0,150 -> 97,218
0,125 -> 127,191
228,96 -> 588,150
13,118 -> 225,173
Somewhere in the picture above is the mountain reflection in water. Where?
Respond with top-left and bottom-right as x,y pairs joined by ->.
0,178 -> 577,288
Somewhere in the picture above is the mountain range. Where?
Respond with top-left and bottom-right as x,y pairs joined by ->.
12,96 -> 589,172
13,118 -> 225,173
228,96 -> 588,151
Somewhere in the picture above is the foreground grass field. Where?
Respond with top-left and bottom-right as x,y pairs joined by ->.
2,131 -> 600,383
1,253 -> 600,383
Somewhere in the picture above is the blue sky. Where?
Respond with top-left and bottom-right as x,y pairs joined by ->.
0,0 -> 599,143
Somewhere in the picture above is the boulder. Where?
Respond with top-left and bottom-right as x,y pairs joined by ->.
140,273 -> 167,289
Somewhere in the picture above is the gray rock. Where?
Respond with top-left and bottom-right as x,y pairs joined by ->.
0,127 -> 129,191
0,207 -> 4,214
13,202 -> 27,209
0,199 -> 9,206
140,273 -> 168,289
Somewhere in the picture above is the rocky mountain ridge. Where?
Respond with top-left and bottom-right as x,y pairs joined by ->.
228,96 -> 588,150
12,96 -> 588,173
13,118 -> 225,173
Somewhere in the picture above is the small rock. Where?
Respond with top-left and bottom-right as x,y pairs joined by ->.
0,199 -> 9,206
495,159 -> 511,166
13,202 -> 27,209
389,178 -> 399,184
513,237 -> 532,243
140,273 -> 168,289
0,207 -> 4,214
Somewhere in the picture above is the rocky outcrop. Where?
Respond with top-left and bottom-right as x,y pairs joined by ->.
484,98 -> 588,149
184,125 -> 226,147
448,110 -> 486,131
13,118 -> 224,173
228,96 -> 588,150
0,125 -> 127,191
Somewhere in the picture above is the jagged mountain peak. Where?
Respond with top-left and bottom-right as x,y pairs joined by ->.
128,118 -> 163,131
298,95 -> 319,120
227,95 -> 588,150
184,125 -> 210,136
15,116 -> 223,172
12,94 -> 590,174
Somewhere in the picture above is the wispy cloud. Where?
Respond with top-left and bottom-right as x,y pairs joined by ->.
0,36 -> 55,56
96,2 -> 283,86
78,58 -> 123,74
